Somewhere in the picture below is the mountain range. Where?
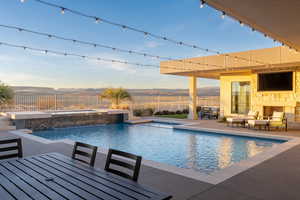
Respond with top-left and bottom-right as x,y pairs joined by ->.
12,86 -> 220,97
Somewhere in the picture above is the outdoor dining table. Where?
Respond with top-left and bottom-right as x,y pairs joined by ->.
0,152 -> 172,200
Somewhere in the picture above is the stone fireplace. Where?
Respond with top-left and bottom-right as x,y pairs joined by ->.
263,106 -> 284,117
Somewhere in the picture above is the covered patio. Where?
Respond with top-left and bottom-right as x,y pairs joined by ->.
160,46 -> 300,128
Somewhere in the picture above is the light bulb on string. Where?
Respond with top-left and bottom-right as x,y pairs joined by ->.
221,11 -> 226,19
200,0 -> 205,8
144,32 -> 149,38
95,18 -> 100,24
61,7 -> 65,14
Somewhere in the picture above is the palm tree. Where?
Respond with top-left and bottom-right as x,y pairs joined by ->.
0,82 -> 14,105
100,88 -> 132,108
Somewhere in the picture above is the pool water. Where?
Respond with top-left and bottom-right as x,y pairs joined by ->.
33,123 -> 285,174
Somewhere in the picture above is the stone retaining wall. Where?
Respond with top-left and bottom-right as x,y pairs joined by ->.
14,113 -> 126,131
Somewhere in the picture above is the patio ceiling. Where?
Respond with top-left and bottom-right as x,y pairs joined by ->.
160,46 -> 300,79
205,0 -> 300,51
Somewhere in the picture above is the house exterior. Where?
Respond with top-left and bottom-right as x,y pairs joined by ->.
160,46 -> 300,122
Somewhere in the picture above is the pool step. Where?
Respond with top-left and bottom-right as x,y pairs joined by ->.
125,119 -> 153,124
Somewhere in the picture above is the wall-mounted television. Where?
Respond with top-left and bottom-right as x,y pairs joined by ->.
258,72 -> 293,91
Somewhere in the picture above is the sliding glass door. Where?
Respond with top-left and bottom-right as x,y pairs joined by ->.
231,82 -> 250,114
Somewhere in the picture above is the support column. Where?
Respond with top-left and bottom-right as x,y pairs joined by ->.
188,76 -> 198,120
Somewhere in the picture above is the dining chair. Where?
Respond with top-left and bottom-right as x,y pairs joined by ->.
105,149 -> 142,182
0,138 -> 23,160
72,142 -> 98,167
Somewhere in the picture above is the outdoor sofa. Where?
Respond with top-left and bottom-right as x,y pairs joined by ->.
247,111 -> 287,131
226,111 -> 259,127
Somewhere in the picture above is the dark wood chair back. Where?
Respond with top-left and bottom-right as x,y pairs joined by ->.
105,149 -> 142,182
72,142 -> 97,167
0,138 -> 23,160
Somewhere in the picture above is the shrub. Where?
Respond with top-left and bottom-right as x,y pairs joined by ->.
175,110 -> 182,114
182,109 -> 189,114
100,88 -> 132,108
133,109 -> 142,116
143,108 -> 154,116
0,82 -> 14,105
161,110 -> 169,115
154,111 -> 161,115
133,108 -> 154,117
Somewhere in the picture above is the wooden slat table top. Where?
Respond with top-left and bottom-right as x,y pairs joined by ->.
0,152 -> 172,200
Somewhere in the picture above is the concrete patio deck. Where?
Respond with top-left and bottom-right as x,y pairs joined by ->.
150,117 -> 300,138
1,119 -> 300,200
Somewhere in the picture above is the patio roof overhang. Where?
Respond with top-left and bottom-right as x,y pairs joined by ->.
205,0 -> 300,52
160,46 -> 300,79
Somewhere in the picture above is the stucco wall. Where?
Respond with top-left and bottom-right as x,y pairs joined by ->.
220,71 -> 300,122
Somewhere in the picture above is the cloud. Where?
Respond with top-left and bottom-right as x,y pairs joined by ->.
0,72 -> 55,86
144,41 -> 163,48
0,55 -> 16,62
218,17 -> 236,30
85,53 -> 137,73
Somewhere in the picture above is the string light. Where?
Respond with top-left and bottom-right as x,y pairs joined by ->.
0,24 -> 216,67
0,40 -> 222,72
29,0 -> 268,65
239,21 -> 244,27
0,41 -> 161,68
200,0 -> 205,8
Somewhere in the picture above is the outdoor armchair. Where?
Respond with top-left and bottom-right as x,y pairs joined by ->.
72,141 -> 98,167
0,138 -> 23,160
268,111 -> 287,131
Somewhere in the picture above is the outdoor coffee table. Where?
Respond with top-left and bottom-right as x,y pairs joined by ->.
0,152 -> 172,200
247,119 -> 270,130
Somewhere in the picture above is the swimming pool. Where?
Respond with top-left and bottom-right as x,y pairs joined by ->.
33,122 -> 285,174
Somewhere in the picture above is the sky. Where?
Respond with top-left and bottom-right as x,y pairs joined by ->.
0,0 -> 279,89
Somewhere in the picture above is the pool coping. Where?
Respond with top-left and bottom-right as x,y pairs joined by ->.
9,121 -> 300,185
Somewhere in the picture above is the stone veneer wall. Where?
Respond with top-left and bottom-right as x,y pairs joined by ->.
220,70 -> 300,122
18,113 -> 126,131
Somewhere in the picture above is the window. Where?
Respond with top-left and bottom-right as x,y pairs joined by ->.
231,82 -> 250,114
